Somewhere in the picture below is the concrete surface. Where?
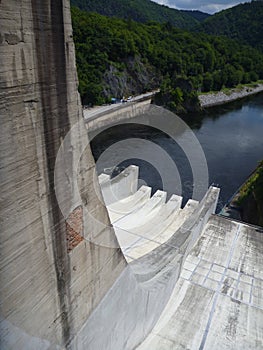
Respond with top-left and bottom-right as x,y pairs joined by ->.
85,98 -> 154,132
0,1 -> 126,348
99,165 -> 138,205
137,215 -> 263,349
84,91 -> 158,119
108,185 -> 152,222
124,198 -> 198,262
91,166 -> 262,350
69,171 -> 219,350
1,0 -> 262,348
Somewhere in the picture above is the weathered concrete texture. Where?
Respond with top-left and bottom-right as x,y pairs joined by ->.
0,1 -> 125,348
69,167 -> 219,349
138,215 -> 263,349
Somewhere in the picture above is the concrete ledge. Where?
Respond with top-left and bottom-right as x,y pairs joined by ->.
85,99 -> 152,132
99,165 -> 139,205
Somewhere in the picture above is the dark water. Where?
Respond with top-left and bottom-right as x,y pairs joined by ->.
90,92 -> 263,212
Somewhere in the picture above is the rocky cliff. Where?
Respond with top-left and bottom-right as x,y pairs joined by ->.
103,56 -> 160,100
0,1 -> 125,348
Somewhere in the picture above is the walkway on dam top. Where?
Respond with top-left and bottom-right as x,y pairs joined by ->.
83,90 -> 159,122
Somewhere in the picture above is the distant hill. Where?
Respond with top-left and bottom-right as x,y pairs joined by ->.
180,10 -> 210,22
71,7 -> 263,113
196,1 -> 263,51
70,0 -> 209,29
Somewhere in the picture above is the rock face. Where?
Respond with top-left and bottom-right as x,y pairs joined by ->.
0,1 -> 125,348
103,57 -> 160,100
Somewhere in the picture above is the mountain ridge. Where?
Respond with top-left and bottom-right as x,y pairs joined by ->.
70,0 -> 210,29
196,1 -> 263,52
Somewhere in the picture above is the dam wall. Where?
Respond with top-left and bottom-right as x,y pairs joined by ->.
0,1 -> 126,348
84,96 -> 153,132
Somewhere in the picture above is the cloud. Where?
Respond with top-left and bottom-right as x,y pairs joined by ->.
152,0 -> 252,14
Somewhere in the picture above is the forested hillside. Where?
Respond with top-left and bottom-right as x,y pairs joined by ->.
71,6 -> 263,113
180,10 -> 210,22
197,1 -> 263,52
70,0 -> 207,30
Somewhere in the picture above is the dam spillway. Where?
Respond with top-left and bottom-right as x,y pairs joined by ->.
97,165 -> 263,350
1,1 -> 262,349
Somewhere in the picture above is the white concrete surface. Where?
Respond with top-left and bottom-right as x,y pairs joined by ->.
125,194 -> 183,237
107,186 -> 152,222
99,166 -> 219,263
70,180 -> 219,350
113,190 -> 167,249
98,173 -> 110,184
137,215 -> 263,350
120,194 -> 182,260
124,198 -> 198,262
113,190 -> 167,228
99,165 -> 138,205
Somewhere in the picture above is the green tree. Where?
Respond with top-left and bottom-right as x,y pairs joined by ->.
203,72 -> 213,92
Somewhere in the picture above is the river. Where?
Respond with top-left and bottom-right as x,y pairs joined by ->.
90,92 -> 263,212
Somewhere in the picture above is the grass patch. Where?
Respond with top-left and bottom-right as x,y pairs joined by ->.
235,160 -> 263,206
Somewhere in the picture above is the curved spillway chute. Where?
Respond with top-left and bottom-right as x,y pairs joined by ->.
124,198 -> 198,261
69,166 -> 219,350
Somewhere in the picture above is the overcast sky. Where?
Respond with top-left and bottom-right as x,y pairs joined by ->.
152,0 -> 252,14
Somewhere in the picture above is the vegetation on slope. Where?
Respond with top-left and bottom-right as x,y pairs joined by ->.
71,6 -> 263,113
70,0 -> 207,30
234,161 -> 263,227
180,10 -> 210,22
196,1 -> 263,52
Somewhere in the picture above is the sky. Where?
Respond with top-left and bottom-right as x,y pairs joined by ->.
152,0 -> 252,14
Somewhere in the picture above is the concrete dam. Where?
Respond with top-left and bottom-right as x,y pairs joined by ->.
0,1 -> 262,349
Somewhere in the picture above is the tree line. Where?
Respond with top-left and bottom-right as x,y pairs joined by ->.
71,6 -> 263,112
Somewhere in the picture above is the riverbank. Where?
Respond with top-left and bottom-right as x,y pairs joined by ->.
83,84 -> 263,119
199,83 -> 263,108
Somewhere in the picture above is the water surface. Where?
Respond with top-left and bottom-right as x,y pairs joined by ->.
90,93 -> 263,212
